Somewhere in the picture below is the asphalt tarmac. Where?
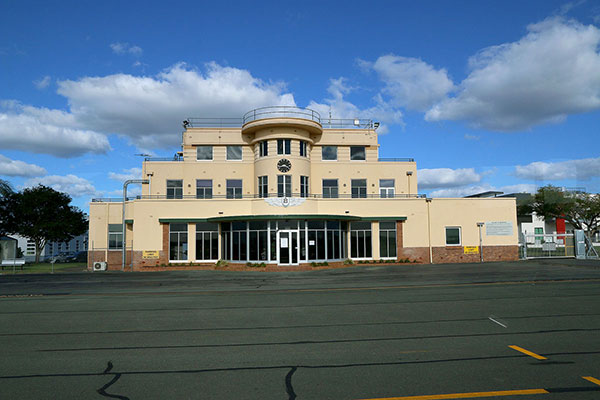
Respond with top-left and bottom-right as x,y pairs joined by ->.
1,259 -> 600,399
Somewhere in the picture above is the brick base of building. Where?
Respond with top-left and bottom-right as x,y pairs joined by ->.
398,245 -> 519,264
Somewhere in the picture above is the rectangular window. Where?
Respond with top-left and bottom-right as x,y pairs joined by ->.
322,146 -> 337,161
258,176 -> 269,198
277,139 -> 291,155
351,179 -> 367,198
226,179 -> 243,199
169,223 -> 188,261
322,179 -> 338,198
227,146 -> 242,160
445,227 -> 461,246
350,221 -> 372,259
259,141 -> 268,157
108,224 -> 123,250
196,146 -> 213,160
278,175 -> 292,197
299,141 -> 307,157
196,179 -> 212,199
379,221 -> 397,258
196,222 -> 218,261
350,146 -> 366,160
166,179 -> 183,199
300,176 -> 309,197
380,179 -> 395,198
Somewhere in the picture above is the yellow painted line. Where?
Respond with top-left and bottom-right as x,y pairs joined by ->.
508,345 -> 547,360
582,376 -> 600,386
360,388 -> 548,400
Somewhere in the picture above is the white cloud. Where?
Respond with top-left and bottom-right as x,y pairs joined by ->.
464,134 -> 480,141
515,157 -> 600,180
110,42 -> 143,56
0,155 -> 46,177
109,167 -> 142,182
57,62 -> 295,149
418,168 -> 482,189
425,18 -> 600,131
33,76 -> 51,90
23,174 -> 97,198
307,78 -> 403,132
361,55 -> 454,111
0,101 -> 111,157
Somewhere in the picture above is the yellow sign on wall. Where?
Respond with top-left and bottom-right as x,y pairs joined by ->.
464,246 -> 479,254
142,251 -> 160,259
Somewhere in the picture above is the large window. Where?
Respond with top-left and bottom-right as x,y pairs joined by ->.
166,179 -> 183,199
350,146 -> 366,160
380,179 -> 395,198
300,176 -> 309,197
169,223 -> 188,261
227,146 -> 242,160
258,176 -> 268,198
249,221 -> 269,261
259,141 -> 268,157
323,179 -> 338,198
322,146 -> 337,161
196,179 -> 212,199
445,227 -> 461,246
278,175 -> 292,197
108,224 -> 123,249
351,179 -> 367,198
196,222 -> 218,261
350,221 -> 372,259
299,141 -> 307,157
277,139 -> 291,155
379,221 -> 397,258
227,179 -> 243,199
196,146 -> 213,160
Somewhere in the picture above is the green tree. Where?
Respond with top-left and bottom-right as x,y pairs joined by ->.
0,179 -> 12,198
0,185 -> 88,262
529,185 -> 600,244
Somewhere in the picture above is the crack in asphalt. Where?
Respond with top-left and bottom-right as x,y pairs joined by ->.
97,361 -> 129,400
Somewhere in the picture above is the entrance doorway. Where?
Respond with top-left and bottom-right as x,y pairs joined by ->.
277,230 -> 299,265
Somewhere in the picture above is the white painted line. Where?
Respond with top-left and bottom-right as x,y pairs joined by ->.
488,316 -> 507,328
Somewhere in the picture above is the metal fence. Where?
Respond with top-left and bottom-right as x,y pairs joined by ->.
519,233 -> 575,259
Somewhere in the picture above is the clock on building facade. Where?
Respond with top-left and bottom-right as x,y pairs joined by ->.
277,158 -> 292,172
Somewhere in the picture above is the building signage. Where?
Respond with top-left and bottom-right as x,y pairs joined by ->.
542,242 -> 557,251
142,251 -> 160,259
265,197 -> 306,207
280,238 -> 289,248
464,246 -> 479,254
486,221 -> 513,236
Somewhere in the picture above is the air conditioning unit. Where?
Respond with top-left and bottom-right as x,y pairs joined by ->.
93,261 -> 107,272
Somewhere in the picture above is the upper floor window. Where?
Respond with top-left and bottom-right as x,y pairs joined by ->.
350,146 -> 366,161
380,179 -> 395,198
226,179 -> 243,199
300,176 -> 309,197
445,227 -> 461,246
258,176 -> 268,198
351,179 -> 367,198
299,141 -> 308,157
227,146 -> 242,161
323,179 -> 338,198
108,224 -> 123,249
196,146 -> 213,161
322,146 -> 337,161
166,179 -> 183,199
277,175 -> 292,197
259,141 -> 268,157
196,179 -> 212,199
277,139 -> 291,155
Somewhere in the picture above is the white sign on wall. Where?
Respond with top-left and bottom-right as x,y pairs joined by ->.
485,221 -> 513,236
280,238 -> 289,248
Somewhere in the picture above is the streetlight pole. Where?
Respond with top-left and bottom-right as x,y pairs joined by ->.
477,222 -> 484,263
122,179 -> 149,271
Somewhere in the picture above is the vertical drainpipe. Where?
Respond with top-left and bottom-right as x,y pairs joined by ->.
122,179 -> 149,271
426,198 -> 433,264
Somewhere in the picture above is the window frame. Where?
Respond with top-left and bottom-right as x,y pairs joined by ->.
277,175 -> 292,197
226,145 -> 243,161
258,176 -> 269,198
300,176 -> 309,197
322,146 -> 337,161
322,179 -> 339,198
226,179 -> 243,199
259,141 -> 268,157
277,139 -> 291,155
166,179 -> 183,199
351,179 -> 367,198
379,179 -> 395,198
196,146 -> 213,161
108,224 -> 123,250
445,226 -> 462,246
299,140 -> 307,157
196,179 -> 212,199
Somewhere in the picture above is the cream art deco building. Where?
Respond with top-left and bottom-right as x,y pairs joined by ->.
89,107 -> 518,270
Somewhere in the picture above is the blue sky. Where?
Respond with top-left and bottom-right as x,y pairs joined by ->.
1,0 -> 600,212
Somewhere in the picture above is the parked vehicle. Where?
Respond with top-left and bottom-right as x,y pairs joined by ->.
68,251 -> 87,263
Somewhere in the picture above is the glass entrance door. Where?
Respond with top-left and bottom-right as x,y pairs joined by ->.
278,230 -> 299,265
